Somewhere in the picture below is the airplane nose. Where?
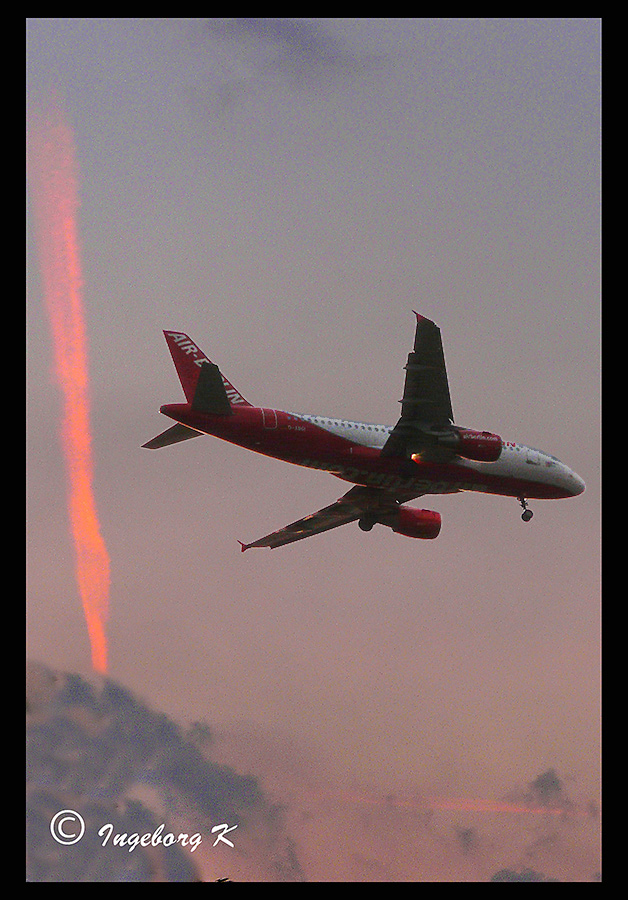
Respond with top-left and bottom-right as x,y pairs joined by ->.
569,471 -> 586,496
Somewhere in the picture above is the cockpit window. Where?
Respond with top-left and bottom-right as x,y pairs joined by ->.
528,447 -> 560,462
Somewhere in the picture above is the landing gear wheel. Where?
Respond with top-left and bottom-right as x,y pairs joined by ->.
518,498 -> 534,522
358,517 -> 375,532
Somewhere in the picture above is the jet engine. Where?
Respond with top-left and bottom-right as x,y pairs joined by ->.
390,507 -> 442,540
437,427 -> 502,462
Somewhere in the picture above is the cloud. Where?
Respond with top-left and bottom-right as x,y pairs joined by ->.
200,17 -> 380,109
209,18 -> 349,70
528,768 -> 568,806
505,767 -> 574,813
26,662 -> 305,882
454,825 -> 477,854
26,663 -> 601,881
490,867 -> 561,882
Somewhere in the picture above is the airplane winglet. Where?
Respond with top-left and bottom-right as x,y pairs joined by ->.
238,541 -> 249,553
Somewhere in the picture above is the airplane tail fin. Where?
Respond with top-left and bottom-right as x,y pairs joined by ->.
163,331 -> 252,409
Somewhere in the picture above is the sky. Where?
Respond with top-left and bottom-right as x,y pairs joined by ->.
27,19 -> 601,881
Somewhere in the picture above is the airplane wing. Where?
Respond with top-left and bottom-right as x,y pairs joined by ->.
239,485 -> 421,551
381,313 -> 454,459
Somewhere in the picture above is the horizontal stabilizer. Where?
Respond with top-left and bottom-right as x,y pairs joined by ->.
142,423 -> 202,450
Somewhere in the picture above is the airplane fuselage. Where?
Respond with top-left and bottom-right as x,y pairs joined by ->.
160,402 -> 585,502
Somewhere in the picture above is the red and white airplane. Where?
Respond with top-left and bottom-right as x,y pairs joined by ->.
144,314 -> 585,550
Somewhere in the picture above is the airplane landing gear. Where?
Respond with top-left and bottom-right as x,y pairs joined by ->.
519,497 -> 533,522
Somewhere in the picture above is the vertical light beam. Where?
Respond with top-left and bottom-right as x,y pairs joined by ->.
29,93 -> 110,674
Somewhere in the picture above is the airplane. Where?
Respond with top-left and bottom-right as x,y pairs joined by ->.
143,314 -> 585,550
